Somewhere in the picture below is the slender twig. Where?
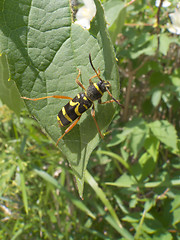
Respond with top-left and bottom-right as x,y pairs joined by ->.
122,61 -> 133,122
125,0 -> 136,8
121,0 -> 164,121
156,0 -> 164,54
156,0 -> 164,26
132,56 -> 152,75
121,56 -> 152,122
124,23 -> 152,27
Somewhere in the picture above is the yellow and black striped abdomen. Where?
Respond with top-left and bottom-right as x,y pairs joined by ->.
57,93 -> 92,127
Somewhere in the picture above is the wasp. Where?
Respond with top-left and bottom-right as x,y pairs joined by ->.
22,54 -> 121,145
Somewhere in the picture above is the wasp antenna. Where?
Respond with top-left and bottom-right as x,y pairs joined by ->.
89,54 -> 97,74
89,54 -> 103,82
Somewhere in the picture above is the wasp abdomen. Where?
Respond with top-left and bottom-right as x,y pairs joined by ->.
57,93 -> 92,127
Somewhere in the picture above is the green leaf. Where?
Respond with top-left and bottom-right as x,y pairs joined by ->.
111,173 -> 136,188
125,118 -> 149,157
159,33 -> 180,55
151,89 -> 162,107
170,194 -> 180,212
103,0 -> 126,44
172,207 -> 180,226
149,120 -> 178,150
0,54 -> 24,115
107,128 -> 132,147
0,165 -> 16,196
130,34 -> 157,59
144,136 -> 160,162
97,150 -> 139,183
172,76 -> 180,87
0,0 -> 120,194
103,0 -> 124,27
138,152 -> 156,182
106,178 -> 180,188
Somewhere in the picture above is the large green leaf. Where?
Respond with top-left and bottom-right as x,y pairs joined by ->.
0,0 -> 120,194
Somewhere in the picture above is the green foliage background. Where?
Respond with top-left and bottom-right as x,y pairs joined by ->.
0,0 -> 180,239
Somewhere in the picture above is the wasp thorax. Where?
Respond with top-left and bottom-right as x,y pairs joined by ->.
85,80 -> 108,102
98,80 -> 111,93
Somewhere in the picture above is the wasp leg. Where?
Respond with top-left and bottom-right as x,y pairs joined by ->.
91,103 -> 104,139
98,88 -> 123,107
75,69 -> 86,91
98,98 -> 124,108
98,99 -> 115,104
21,95 -> 73,101
105,88 -> 123,106
56,116 -> 81,145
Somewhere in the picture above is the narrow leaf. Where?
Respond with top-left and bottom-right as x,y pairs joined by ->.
85,171 -> 133,240
18,159 -> 28,214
